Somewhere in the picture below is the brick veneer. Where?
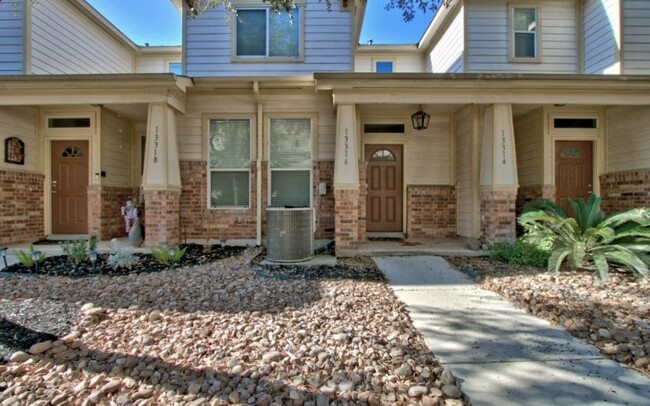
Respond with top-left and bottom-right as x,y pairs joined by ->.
313,161 -> 334,239
179,161 -> 264,241
144,188 -> 181,246
480,189 -> 517,245
0,170 -> 45,245
358,162 -> 368,243
87,186 -> 137,240
334,188 -> 360,249
600,169 -> 650,213
407,185 -> 457,238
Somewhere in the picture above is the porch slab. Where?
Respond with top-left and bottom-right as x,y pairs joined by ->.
338,237 -> 486,257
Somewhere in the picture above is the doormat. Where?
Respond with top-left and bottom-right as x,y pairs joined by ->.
367,237 -> 404,242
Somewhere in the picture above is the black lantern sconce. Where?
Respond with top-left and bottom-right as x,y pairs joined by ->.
411,105 -> 430,131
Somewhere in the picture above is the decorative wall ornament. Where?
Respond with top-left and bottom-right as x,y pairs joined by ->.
4,137 -> 25,165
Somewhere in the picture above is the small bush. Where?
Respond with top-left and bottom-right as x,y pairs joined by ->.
13,245 -> 46,267
60,240 -> 88,264
106,239 -> 139,270
150,245 -> 186,264
490,240 -> 551,268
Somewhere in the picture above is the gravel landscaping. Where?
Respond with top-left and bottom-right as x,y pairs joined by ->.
0,248 -> 467,405
446,256 -> 650,378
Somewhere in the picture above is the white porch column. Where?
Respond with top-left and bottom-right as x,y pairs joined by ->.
333,104 -> 361,250
479,104 -> 519,244
142,103 -> 182,246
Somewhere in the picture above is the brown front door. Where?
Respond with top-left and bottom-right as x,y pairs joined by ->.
365,145 -> 403,232
555,140 -> 593,215
51,141 -> 89,234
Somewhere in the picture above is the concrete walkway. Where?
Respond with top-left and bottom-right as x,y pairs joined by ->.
374,256 -> 650,406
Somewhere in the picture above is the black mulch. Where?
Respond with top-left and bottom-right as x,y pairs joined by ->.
2,244 -> 247,278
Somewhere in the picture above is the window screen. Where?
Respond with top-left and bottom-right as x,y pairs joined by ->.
513,8 -> 537,58
270,118 -> 311,207
237,8 -> 300,57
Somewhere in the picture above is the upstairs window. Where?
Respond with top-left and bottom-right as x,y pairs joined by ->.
168,62 -> 182,75
236,8 -> 301,59
375,61 -> 393,73
510,5 -> 540,61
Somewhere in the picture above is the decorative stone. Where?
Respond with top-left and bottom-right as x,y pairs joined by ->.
9,352 -> 30,363
408,385 -> 429,397
441,384 -> 462,399
28,341 -> 52,355
262,351 -> 282,363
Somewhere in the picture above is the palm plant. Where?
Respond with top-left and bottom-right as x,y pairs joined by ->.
519,194 -> 650,280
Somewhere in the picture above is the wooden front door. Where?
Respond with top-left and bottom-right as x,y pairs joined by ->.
51,141 -> 89,234
365,145 -> 403,232
555,140 -> 593,215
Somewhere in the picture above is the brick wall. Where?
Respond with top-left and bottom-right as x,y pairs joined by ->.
516,186 -> 543,214
334,188 -> 360,249
88,186 -> 137,240
179,161 -> 262,242
358,162 -> 367,243
407,185 -> 457,238
144,188 -> 181,247
480,189 -> 517,245
313,161 -> 334,239
0,170 -> 45,245
600,169 -> 650,213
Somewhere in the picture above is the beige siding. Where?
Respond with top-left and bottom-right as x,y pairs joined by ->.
623,0 -> 650,74
465,0 -> 578,73
405,118 -> 450,184
178,90 -> 336,162
584,0 -> 619,74
606,105 -> 650,172
100,109 -> 131,187
31,0 -> 133,74
455,106 -> 477,238
0,106 -> 38,173
514,108 -> 543,186
354,52 -> 423,72
0,0 -> 24,74
425,5 -> 464,73
135,56 -> 167,73
185,0 -> 352,76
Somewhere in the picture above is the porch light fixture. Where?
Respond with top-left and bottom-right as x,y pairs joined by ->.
0,246 -> 7,268
411,105 -> 430,131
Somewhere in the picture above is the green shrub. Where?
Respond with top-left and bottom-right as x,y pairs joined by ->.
490,240 -> 550,268
518,194 -> 650,280
150,245 -> 186,264
60,240 -> 88,264
13,245 -> 45,267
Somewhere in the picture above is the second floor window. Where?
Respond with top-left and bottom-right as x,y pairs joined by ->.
168,62 -> 182,75
375,61 -> 393,73
236,8 -> 300,58
511,6 -> 539,60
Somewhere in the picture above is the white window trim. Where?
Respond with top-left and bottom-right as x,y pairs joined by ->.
205,114 -> 256,210
508,3 -> 542,63
231,4 -> 305,63
266,114 -> 316,208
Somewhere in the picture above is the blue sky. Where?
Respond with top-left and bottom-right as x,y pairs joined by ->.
86,0 -> 434,46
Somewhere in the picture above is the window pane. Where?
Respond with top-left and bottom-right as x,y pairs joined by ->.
211,171 -> 249,207
554,118 -> 597,129
237,10 -> 266,56
376,61 -> 393,73
168,62 -> 182,74
209,119 -> 250,169
515,33 -> 536,58
269,8 -> 300,57
514,8 -> 536,32
270,118 -> 311,168
271,170 -> 310,207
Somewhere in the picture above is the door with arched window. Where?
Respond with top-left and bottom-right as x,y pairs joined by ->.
555,140 -> 593,215
51,141 -> 89,234
365,145 -> 403,232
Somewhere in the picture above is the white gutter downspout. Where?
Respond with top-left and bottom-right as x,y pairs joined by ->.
254,81 -> 263,246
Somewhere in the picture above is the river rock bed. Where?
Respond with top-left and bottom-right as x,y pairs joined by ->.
446,256 -> 650,378
0,249 -> 466,405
